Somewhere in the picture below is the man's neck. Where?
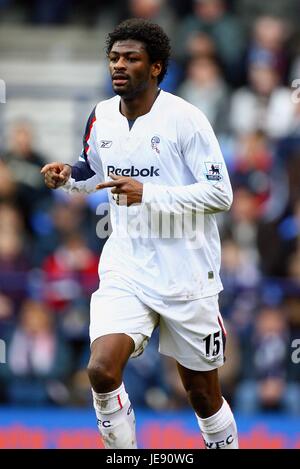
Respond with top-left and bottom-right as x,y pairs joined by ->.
120,86 -> 160,120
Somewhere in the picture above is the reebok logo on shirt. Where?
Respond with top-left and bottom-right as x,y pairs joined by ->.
107,165 -> 160,177
100,140 -> 113,148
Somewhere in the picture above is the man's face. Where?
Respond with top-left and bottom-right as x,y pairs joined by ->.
108,40 -> 157,98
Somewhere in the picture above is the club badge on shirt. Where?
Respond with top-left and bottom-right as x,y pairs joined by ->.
204,162 -> 223,181
151,136 -> 160,154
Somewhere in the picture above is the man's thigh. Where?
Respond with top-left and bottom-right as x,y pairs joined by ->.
158,295 -> 226,371
90,276 -> 159,357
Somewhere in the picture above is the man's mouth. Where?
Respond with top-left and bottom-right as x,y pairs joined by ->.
112,75 -> 129,86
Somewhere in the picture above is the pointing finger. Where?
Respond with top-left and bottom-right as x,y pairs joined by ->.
41,163 -> 62,174
96,174 -> 124,190
96,180 -> 120,190
41,164 -> 53,174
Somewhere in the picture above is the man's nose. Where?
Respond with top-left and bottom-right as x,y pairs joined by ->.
114,57 -> 126,69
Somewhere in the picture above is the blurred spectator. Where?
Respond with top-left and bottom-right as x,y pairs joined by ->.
283,293 -> 300,343
247,16 -> 291,84
221,238 -> 260,290
178,56 -> 229,135
280,199 -> 300,244
236,0 -> 299,29
0,299 -> 72,405
235,306 -> 300,414
257,198 -> 300,278
184,31 -> 217,61
0,120 -> 51,231
32,194 -> 100,265
283,141 -> 300,205
230,57 -> 295,138
0,293 -> 14,321
0,161 -> 16,201
58,301 -> 90,341
219,237 -> 260,336
225,187 -> 261,262
231,131 -> 273,207
41,233 -> 99,312
287,253 -> 300,284
174,0 -> 245,84
0,203 -> 29,309
120,0 -> 175,38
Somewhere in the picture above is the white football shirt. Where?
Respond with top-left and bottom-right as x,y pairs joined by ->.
63,90 -> 233,300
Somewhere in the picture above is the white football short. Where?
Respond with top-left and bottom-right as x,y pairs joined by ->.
90,273 -> 226,371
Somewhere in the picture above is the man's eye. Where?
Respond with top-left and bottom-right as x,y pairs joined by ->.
129,58 -> 138,62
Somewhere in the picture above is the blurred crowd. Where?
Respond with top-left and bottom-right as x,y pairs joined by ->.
1,0 -> 300,414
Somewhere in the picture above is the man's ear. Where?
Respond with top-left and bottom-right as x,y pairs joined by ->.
151,61 -> 163,80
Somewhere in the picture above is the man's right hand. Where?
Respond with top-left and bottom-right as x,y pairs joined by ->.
41,162 -> 72,189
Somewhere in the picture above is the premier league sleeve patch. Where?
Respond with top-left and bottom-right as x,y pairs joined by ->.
204,162 -> 223,181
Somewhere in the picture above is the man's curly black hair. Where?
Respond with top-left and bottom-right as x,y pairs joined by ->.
106,18 -> 171,84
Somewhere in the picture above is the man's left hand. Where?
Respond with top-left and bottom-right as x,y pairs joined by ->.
96,173 -> 143,206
